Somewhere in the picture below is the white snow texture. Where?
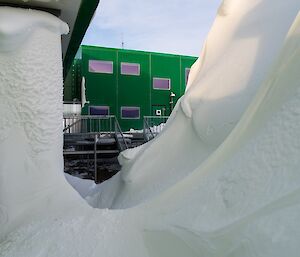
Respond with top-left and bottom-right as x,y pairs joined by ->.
1,1 -> 300,256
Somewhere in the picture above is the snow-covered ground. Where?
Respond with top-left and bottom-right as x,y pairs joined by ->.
64,174 -> 97,198
128,123 -> 166,134
1,1 -> 300,256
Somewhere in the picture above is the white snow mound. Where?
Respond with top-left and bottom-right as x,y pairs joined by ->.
93,0 -> 300,209
1,2 -> 300,257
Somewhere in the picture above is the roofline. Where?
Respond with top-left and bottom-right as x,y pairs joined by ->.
63,0 -> 100,78
80,45 -> 198,59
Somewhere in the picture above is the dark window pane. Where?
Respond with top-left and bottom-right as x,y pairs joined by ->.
121,107 -> 140,119
90,106 -> 110,116
185,68 -> 191,85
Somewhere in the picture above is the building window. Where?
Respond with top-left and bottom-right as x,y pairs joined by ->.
185,68 -> 191,85
121,62 -> 140,76
153,78 -> 171,90
121,106 -> 140,119
89,60 -> 113,74
89,106 -> 110,116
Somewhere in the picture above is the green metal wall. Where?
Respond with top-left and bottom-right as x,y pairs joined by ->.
64,59 -> 82,102
117,50 -> 151,130
69,46 -> 197,131
151,53 -> 180,116
82,47 -> 118,117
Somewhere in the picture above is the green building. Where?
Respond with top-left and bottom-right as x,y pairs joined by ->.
64,46 -> 197,131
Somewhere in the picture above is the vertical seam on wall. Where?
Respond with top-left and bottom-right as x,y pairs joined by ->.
116,50 -> 119,118
149,53 -> 152,115
180,56 -> 182,95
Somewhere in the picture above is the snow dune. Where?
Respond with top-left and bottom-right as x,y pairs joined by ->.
1,1 -> 300,256
90,0 -> 300,209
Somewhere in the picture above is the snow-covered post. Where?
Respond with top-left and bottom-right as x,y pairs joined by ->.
0,7 -> 70,236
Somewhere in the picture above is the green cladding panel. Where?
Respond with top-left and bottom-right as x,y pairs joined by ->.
117,50 -> 150,131
71,46 -> 197,130
180,56 -> 198,94
64,59 -> 82,102
63,68 -> 73,102
151,53 -> 181,116
82,46 -> 118,116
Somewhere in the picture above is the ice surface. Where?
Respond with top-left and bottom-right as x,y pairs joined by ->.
1,1 -> 300,257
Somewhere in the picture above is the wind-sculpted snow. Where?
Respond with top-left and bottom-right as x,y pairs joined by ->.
0,7 -> 84,238
0,7 -> 68,152
1,1 -> 300,257
91,0 -> 300,209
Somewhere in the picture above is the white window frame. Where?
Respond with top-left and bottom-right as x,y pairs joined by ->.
121,106 -> 140,120
120,62 -> 141,76
185,68 -> 191,85
88,60 -> 113,74
153,77 -> 171,90
89,105 -> 110,116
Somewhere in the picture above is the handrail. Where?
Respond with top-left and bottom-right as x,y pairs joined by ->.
63,115 -> 115,134
143,115 -> 169,119
143,118 -> 155,141
63,114 -> 128,150
63,115 -> 128,183
143,116 -> 169,142
63,118 -> 81,132
114,118 -> 129,150
64,114 -> 115,119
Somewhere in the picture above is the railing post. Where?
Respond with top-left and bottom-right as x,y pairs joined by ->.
94,133 -> 98,183
114,117 -> 129,151
109,116 -> 111,134
100,118 -> 101,132
89,117 -> 91,134
143,117 -> 146,141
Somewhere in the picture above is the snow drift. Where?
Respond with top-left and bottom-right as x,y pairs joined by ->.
90,0 -> 300,209
1,1 -> 300,256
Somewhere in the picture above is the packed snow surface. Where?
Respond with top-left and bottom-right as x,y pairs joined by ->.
1,1 -> 300,257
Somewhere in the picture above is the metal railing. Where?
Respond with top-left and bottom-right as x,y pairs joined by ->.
115,118 -> 129,151
64,114 -> 128,146
63,114 -> 128,149
143,116 -> 169,141
63,115 -> 115,135
63,114 -> 129,183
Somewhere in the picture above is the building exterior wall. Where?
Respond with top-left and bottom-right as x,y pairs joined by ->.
65,45 -> 197,131
64,59 -> 82,102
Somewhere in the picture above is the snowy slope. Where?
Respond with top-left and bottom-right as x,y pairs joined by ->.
142,16 -> 300,256
1,1 -> 300,257
2,10 -> 300,257
90,0 -> 300,209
